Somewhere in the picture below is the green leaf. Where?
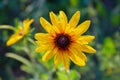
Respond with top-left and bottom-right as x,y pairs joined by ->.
56,70 -> 80,80
70,70 -> 80,80
20,65 -> 33,74
41,74 -> 49,80
6,53 -> 31,67
96,2 -> 107,17
27,38 -> 36,45
57,71 -> 68,80
87,7 -> 97,16
0,25 -> 15,30
70,0 -> 78,7
111,5 -> 120,26
102,37 -> 116,57
111,13 -> 120,26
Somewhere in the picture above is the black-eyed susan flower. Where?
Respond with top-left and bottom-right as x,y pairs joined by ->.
35,11 -> 96,70
6,19 -> 34,46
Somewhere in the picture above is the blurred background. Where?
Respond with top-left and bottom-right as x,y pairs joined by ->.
0,0 -> 120,80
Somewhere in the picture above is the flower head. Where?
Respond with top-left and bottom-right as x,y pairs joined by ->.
6,19 -> 34,46
35,11 -> 96,70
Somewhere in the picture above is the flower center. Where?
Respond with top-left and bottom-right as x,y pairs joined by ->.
19,31 -> 24,36
55,34 -> 70,49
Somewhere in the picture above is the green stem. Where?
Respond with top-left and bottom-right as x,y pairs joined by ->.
0,25 -> 15,30
66,70 -> 71,80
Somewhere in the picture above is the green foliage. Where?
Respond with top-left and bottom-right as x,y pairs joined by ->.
102,37 -> 116,57
56,70 -> 80,80
0,25 -> 15,30
111,6 -> 120,26
6,53 -> 31,67
70,0 -> 79,7
96,1 -> 107,17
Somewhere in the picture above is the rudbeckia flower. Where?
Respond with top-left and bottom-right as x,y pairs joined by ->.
35,11 -> 96,70
6,19 -> 34,46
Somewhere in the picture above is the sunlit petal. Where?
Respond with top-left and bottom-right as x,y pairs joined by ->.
60,11 -> 68,31
6,34 -> 23,46
35,45 -> 48,52
42,48 -> 57,62
81,45 -> 96,53
78,35 -> 95,44
35,33 -> 50,41
40,17 -> 53,33
50,11 -> 62,32
69,11 -> 80,28
75,20 -> 91,35
54,50 -> 63,68
68,50 -> 85,66
50,12 -> 59,26
70,45 -> 87,61
23,19 -> 34,34
62,51 -> 70,70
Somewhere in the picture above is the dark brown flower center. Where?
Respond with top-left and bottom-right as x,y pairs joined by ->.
55,34 -> 70,49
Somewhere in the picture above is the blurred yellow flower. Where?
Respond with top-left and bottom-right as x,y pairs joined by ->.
35,11 -> 96,70
6,19 -> 34,46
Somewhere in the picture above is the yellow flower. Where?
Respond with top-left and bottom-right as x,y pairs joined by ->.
6,19 -> 34,46
35,11 -> 96,70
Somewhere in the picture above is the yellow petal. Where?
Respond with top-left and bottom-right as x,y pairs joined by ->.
69,11 -> 80,28
59,11 -> 68,31
64,24 -> 74,34
42,48 -> 57,62
52,25 -> 60,34
76,51 -> 87,62
35,40 -> 52,46
54,50 -> 63,68
60,11 -> 68,25
70,46 -> 87,61
62,51 -> 70,70
35,41 -> 54,52
78,35 -> 95,44
50,12 -> 62,32
81,45 -> 96,53
23,19 -> 34,34
35,45 -> 48,52
6,33 -> 23,46
50,11 -> 59,26
40,17 -> 53,33
68,49 -> 85,66
74,55 -> 86,66
34,33 -> 50,41
75,20 -> 91,35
